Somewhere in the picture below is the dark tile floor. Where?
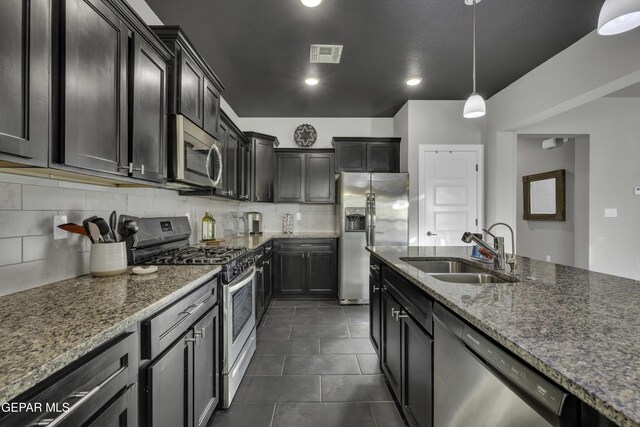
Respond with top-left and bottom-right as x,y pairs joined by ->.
209,298 -> 406,427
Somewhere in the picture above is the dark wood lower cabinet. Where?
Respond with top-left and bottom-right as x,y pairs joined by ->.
374,256 -> 434,427
256,248 -> 274,322
273,239 -> 337,298
369,275 -> 382,355
148,330 -> 193,427
381,288 -> 402,400
401,311 -> 433,427
147,307 -> 219,427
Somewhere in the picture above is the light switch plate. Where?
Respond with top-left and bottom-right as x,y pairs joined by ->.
634,187 -> 640,195
53,215 -> 68,240
604,208 -> 618,218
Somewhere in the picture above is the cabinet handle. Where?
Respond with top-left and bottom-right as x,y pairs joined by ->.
33,366 -> 127,426
372,285 -> 380,292
264,260 -> 270,265
397,310 -> 409,320
194,328 -> 206,339
180,301 -> 205,317
300,244 -> 313,247
118,163 -> 144,175
391,307 -> 398,318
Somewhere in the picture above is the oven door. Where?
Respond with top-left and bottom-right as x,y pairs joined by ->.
171,114 -> 223,189
223,267 -> 256,373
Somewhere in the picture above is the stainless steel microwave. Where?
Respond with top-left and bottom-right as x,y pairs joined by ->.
168,114 -> 223,190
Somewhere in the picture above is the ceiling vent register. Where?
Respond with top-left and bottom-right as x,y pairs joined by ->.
310,44 -> 343,64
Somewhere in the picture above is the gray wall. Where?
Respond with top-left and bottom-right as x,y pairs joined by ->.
516,137 -> 589,267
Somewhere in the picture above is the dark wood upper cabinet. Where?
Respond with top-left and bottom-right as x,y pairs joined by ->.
275,152 -> 305,203
275,149 -> 335,204
203,77 -> 221,138
245,132 -> 279,203
332,137 -> 401,173
306,152 -> 335,203
152,26 -> 224,141
0,0 -> 50,166
130,34 -> 168,183
62,0 -> 130,176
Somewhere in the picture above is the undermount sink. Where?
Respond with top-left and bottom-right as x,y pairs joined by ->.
429,273 -> 512,284
400,259 -> 518,284
401,260 -> 487,274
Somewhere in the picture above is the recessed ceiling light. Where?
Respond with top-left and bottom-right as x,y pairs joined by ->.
301,0 -> 322,7
305,77 -> 319,86
406,77 -> 422,86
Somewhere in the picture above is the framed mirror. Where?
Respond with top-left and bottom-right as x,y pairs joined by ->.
523,169 -> 566,221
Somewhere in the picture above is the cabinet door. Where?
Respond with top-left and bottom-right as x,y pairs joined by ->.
193,309 -> 220,427
305,153 -> 335,203
369,278 -> 382,356
203,78 -> 221,139
263,254 -> 273,306
178,51 -> 204,127
0,0 -> 49,164
253,138 -> 274,202
401,313 -> 433,427
275,252 -> 306,295
148,331 -> 193,427
306,251 -> 337,295
225,130 -> 239,198
367,143 -> 399,173
335,142 -> 366,172
255,261 -> 265,320
63,0 -> 129,175
131,35 -> 167,183
381,289 -> 402,401
241,143 -> 251,200
275,153 -> 305,202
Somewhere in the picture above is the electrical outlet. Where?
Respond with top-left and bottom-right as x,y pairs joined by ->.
604,208 -> 618,218
546,255 -> 551,262
53,215 -> 68,240
634,187 -> 640,196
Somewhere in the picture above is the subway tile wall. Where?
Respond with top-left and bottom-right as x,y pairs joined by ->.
0,173 -> 336,296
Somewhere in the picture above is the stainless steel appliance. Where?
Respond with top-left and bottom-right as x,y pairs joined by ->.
122,215 -> 257,408
168,114 -> 223,190
433,303 -> 578,427
245,212 -> 263,235
337,172 -> 409,304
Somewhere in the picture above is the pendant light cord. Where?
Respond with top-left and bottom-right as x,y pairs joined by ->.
472,0 -> 477,94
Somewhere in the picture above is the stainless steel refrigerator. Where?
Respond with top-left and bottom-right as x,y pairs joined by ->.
337,172 -> 409,304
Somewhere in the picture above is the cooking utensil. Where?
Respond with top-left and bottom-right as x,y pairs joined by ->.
88,222 -> 102,243
92,218 -> 114,243
57,223 -> 89,236
82,216 -> 98,243
109,211 -> 117,241
119,220 -> 139,242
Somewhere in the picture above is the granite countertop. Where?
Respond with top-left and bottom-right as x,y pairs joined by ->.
217,231 -> 339,250
0,265 -> 221,405
368,246 -> 640,427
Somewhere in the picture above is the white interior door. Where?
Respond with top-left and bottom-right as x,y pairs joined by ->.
419,146 -> 483,246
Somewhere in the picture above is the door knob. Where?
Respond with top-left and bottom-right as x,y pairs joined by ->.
427,231 -> 438,236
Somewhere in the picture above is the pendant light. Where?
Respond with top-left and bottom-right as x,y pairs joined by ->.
597,0 -> 640,35
463,0 -> 486,119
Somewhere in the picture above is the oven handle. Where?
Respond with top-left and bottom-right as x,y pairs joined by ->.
228,267 -> 256,293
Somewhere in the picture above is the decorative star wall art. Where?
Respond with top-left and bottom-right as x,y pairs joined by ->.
293,124 -> 317,147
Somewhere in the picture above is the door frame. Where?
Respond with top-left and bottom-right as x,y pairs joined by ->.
418,144 -> 484,246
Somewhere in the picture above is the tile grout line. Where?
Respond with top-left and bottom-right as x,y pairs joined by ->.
281,354 -> 287,376
369,402 -> 379,427
355,353 -> 363,375
269,403 -> 277,427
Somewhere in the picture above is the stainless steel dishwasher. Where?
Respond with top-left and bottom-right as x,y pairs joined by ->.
433,303 -> 578,427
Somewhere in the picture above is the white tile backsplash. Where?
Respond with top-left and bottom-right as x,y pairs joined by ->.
0,174 -> 335,296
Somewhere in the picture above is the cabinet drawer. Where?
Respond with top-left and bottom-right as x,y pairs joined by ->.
143,278 -> 217,360
275,239 -> 336,252
0,332 -> 137,427
370,257 -> 382,282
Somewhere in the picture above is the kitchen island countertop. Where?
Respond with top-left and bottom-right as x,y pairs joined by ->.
368,246 -> 640,427
0,265 -> 220,405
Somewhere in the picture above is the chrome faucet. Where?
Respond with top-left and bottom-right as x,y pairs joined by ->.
461,222 -> 518,273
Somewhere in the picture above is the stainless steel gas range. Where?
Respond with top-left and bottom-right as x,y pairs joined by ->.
122,215 -> 257,408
